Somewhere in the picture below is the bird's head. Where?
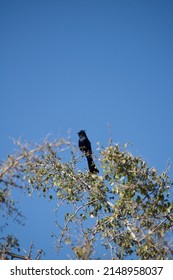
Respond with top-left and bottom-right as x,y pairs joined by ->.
77,130 -> 86,137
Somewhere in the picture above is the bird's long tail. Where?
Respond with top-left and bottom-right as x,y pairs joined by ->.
86,156 -> 99,174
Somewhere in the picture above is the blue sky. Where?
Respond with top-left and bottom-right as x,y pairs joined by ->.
1,0 -> 173,259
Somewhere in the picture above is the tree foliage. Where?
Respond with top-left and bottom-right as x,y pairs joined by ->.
0,137 -> 173,259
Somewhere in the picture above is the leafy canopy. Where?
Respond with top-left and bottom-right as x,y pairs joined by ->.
0,137 -> 173,259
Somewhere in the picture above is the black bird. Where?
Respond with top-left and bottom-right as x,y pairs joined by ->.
77,130 -> 99,173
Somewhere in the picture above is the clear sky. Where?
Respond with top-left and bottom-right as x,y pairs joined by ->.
1,0 -> 173,259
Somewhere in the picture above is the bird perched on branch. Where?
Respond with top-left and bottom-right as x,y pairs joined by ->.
77,130 -> 99,174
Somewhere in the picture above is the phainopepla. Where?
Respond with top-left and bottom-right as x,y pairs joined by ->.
77,130 -> 99,173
